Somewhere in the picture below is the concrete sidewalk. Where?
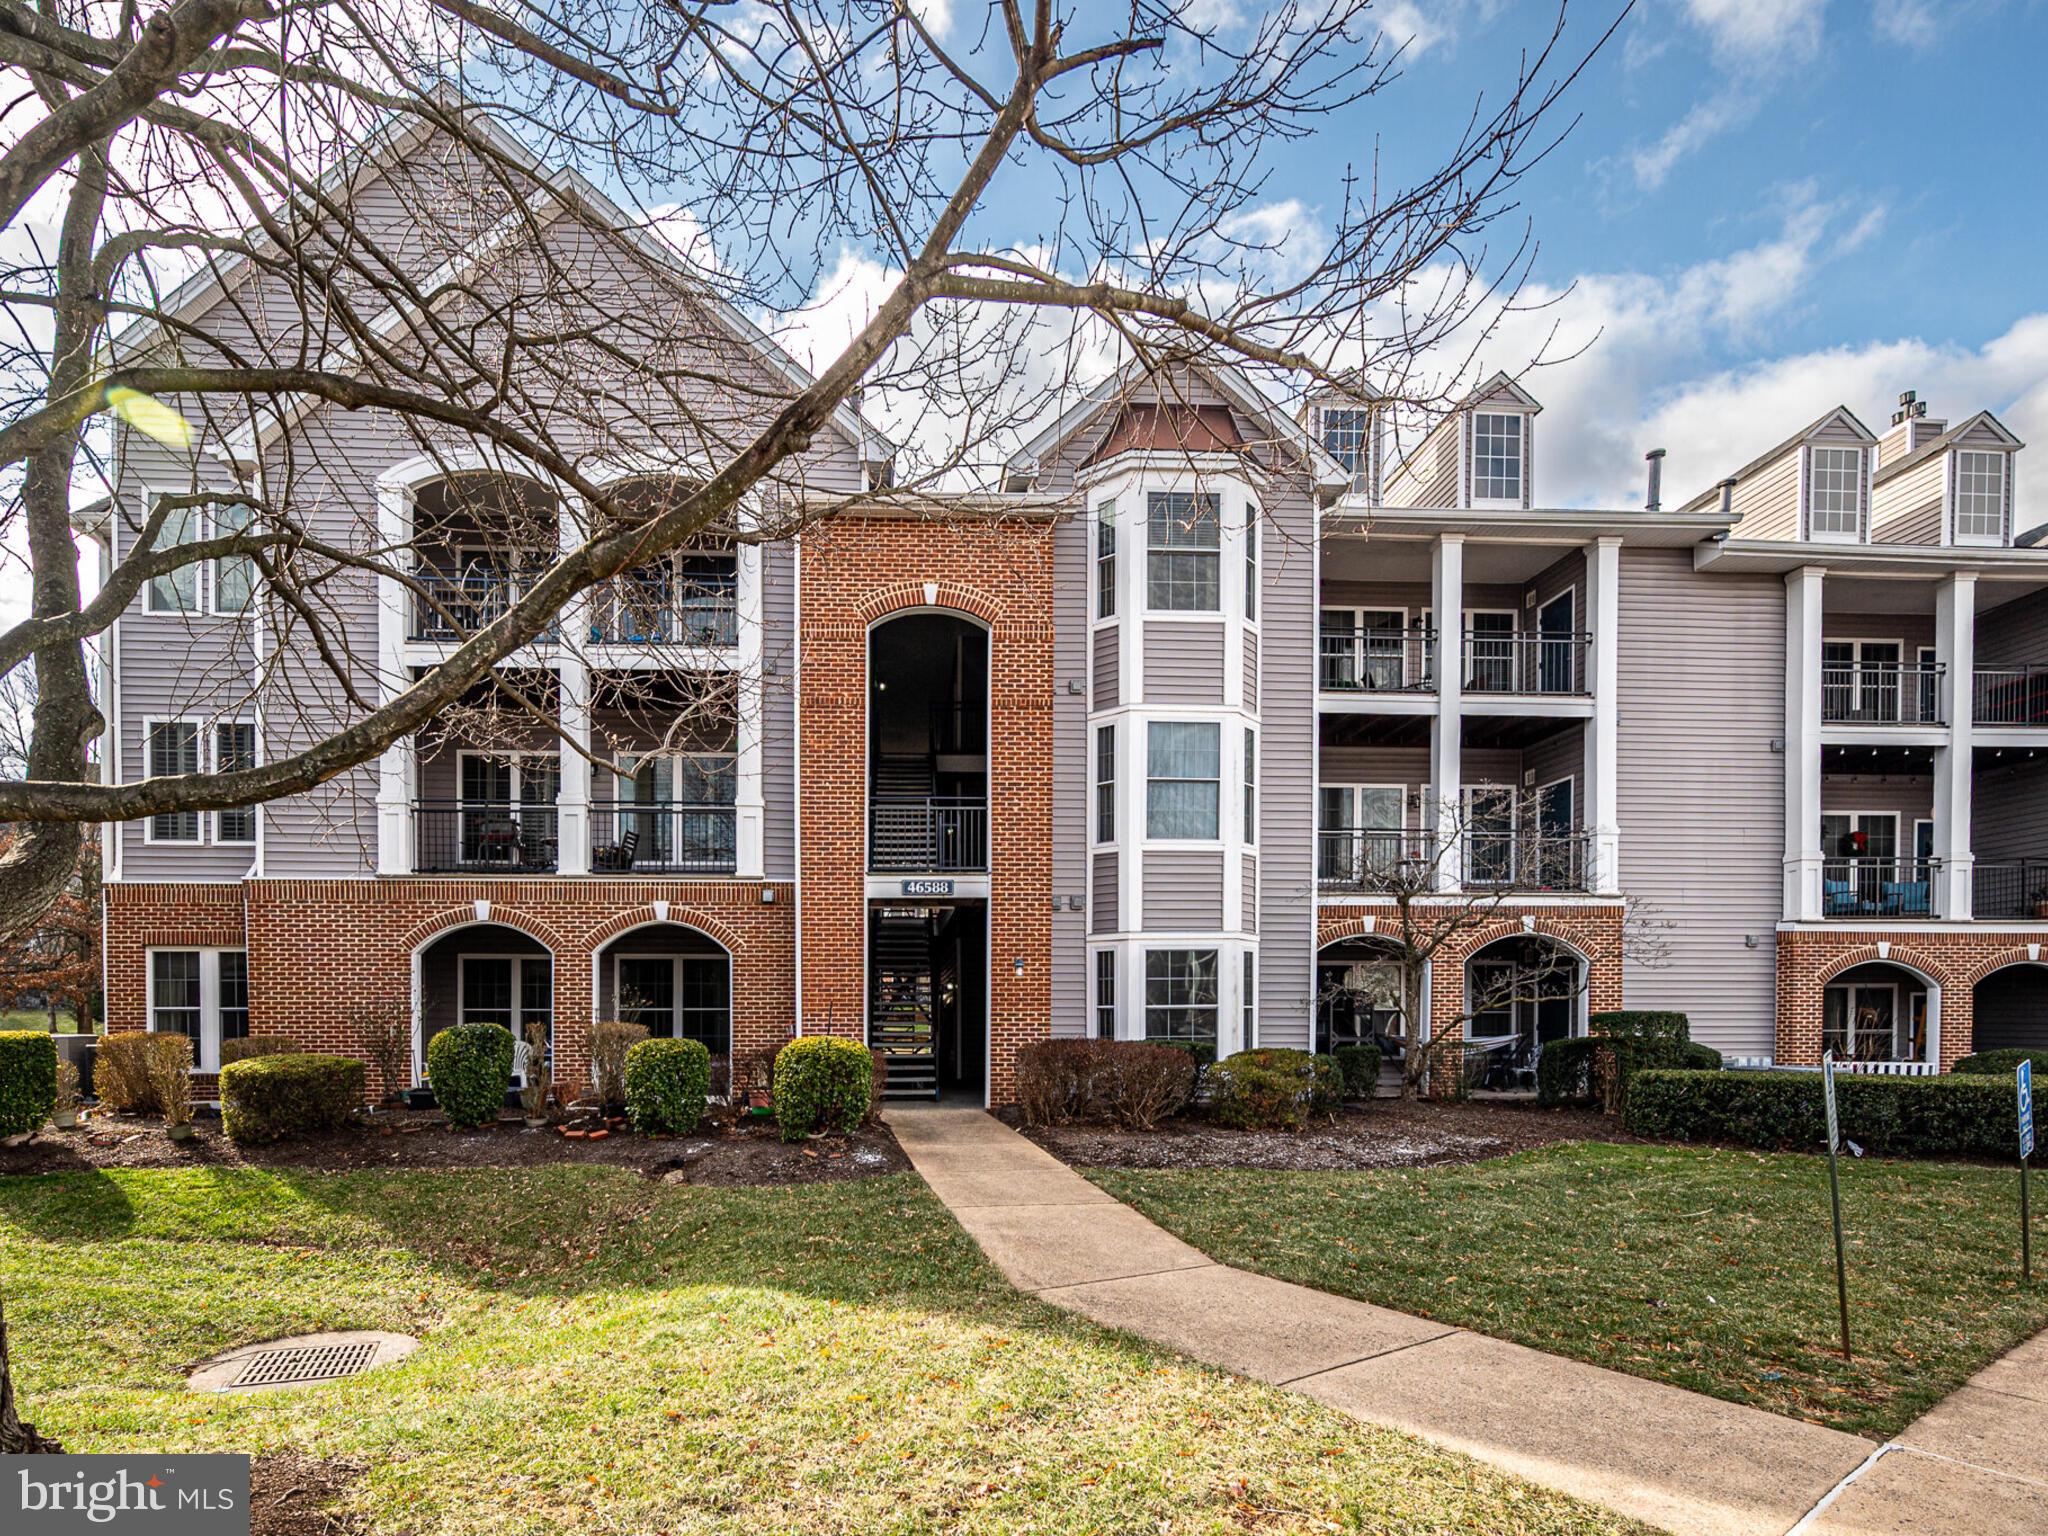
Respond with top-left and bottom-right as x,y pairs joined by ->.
888,1105 -> 2048,1536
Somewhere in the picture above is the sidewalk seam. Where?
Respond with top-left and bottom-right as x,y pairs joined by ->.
1884,1442 -> 2048,1491
1031,1258 -> 1218,1294
1783,1443 -> 1896,1536
1275,1328 -> 1464,1386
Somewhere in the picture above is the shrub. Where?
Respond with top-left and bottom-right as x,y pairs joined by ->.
1679,1041 -> 1723,1072
1209,1048 -> 1344,1132
624,1037 -> 711,1135
1537,1036 -> 1600,1107
1016,1040 -> 1106,1126
426,1023 -> 515,1130
54,1058 -> 80,1116
773,1037 -> 874,1141
94,1031 -> 160,1113
519,1018 -> 553,1120
220,1054 -> 365,1143
1953,1048 -> 2048,1078
1588,1011 -> 1695,1113
1624,1068 -> 2042,1157
221,1037 -> 296,1067
1014,1040 -> 1197,1130
148,1033 -> 194,1129
589,1020 -> 648,1108
1332,1044 -> 1381,1102
0,1031 -> 58,1139
351,1002 -> 413,1102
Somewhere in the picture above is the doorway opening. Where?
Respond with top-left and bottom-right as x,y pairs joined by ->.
869,902 -> 987,1102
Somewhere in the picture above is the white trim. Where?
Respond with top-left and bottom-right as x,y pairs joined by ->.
145,946 -> 247,1074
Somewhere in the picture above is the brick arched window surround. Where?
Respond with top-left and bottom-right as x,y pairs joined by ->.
1964,951 -> 2048,988
855,581 -> 1007,628
1317,917 -> 1402,951
1813,945 -> 1952,993
399,905 -> 568,959
1458,917 -> 1602,963
587,906 -> 748,954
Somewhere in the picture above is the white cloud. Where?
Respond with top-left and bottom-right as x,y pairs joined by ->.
1872,1 -> 1941,49
1376,1 -> 1454,59
1628,0 -> 1827,189
1683,0 -> 1827,61
1631,95 -> 1755,191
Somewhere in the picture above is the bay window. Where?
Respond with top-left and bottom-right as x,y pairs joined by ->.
1146,721 -> 1220,839
1144,949 -> 1218,1046
1146,492 -> 1220,611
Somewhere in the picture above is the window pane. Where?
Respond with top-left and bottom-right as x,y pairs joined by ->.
147,722 -> 201,841
1147,492 -> 1220,611
146,503 -> 200,611
679,956 -> 731,1053
1956,450 -> 2005,539
1242,951 -> 1256,1045
1244,506 -> 1258,620
1243,728 -> 1256,844
1095,951 -> 1116,1038
1144,949 -> 1218,1045
1809,446 -> 1862,535
618,957 -> 675,1036
151,951 -> 202,1044
214,501 -> 255,614
215,723 -> 256,842
1095,724 -> 1114,841
1473,413 -> 1524,501
218,950 -> 249,1040
1095,502 -> 1117,619
461,957 -> 514,1027
1146,722 -> 1220,839
1321,407 -> 1370,491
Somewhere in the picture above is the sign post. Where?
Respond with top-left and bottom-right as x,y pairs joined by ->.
1822,1052 -> 1851,1361
2020,1059 -> 2035,1285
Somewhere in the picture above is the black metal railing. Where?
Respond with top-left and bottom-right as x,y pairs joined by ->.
1975,666 -> 2048,727
414,801 -> 558,873
1464,829 -> 1594,891
410,567 -> 557,641
1318,630 -> 1435,693
1462,631 -> 1592,695
586,572 -> 738,647
1316,829 -> 1439,888
1821,664 -> 1945,725
1821,857 -> 1939,917
589,803 -> 737,874
1974,861 -> 2048,920
869,795 -> 988,872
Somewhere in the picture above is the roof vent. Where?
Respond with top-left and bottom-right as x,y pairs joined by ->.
1891,389 -> 1929,427
1717,477 -> 1738,517
1644,448 -> 1666,512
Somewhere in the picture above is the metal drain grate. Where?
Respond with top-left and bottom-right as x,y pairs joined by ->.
229,1341 -> 379,1388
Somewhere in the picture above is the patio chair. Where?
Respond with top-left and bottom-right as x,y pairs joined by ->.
1822,879 -> 1856,916
1882,880 -> 1931,916
592,827 -> 640,872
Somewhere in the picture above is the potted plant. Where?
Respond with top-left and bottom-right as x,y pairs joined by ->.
52,1059 -> 82,1130
520,1017 -> 553,1129
2031,887 -> 2048,921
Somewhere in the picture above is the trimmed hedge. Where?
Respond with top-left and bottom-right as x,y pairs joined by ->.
1015,1040 -> 1197,1130
624,1037 -> 711,1135
1209,1048 -> 1343,1131
1953,1049 -> 2048,1078
1679,1041 -> 1724,1072
1624,1068 -> 2042,1157
426,1023 -> 515,1130
773,1037 -> 873,1141
1538,1028 -> 1721,1110
94,1031 -> 162,1113
220,1054 -> 364,1143
221,1037 -> 298,1067
0,1031 -> 58,1139
1332,1043 -> 1382,1101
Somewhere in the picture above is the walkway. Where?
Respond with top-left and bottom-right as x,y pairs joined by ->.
888,1105 -> 2048,1536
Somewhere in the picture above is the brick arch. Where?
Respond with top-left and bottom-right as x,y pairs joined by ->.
856,581 -> 1005,627
398,904 -> 569,956
1317,915 -> 1401,949
1962,948 -> 2048,988
586,905 -> 747,954
1458,916 -> 1602,963
1814,944 -> 1955,991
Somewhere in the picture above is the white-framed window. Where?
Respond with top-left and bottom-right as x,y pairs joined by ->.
1241,950 -> 1256,1049
212,501 -> 257,615
1243,503 -> 1259,622
1317,783 -> 1407,880
1319,607 -> 1411,691
1095,501 -> 1117,619
1146,721 -> 1220,840
1808,446 -> 1864,538
1146,491 -> 1220,611
214,722 -> 257,843
1144,948 -> 1218,1046
1319,405 -> 1371,493
1464,783 -> 1518,885
612,951 -> 731,1053
1472,412 -> 1525,502
148,947 -> 249,1072
1242,727 -> 1257,844
143,502 -> 203,613
1095,950 -> 1116,1039
454,953 -> 554,1077
1955,450 -> 2007,542
1094,723 -> 1115,843
144,719 -> 201,842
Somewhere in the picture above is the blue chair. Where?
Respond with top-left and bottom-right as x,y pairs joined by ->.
1823,879 -> 1856,915
1883,881 -> 1931,916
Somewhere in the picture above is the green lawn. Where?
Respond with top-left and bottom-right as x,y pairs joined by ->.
1090,1141 -> 2048,1439
0,1009 -> 86,1033
0,1168 -> 1649,1536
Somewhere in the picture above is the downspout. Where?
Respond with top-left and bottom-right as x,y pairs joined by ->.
790,525 -> 803,1036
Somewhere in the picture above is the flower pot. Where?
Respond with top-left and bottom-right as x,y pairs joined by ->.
53,1110 -> 79,1130
167,1123 -> 196,1142
524,1116 -> 548,1130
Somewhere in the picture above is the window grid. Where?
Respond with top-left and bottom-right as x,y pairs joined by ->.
1095,951 -> 1116,1039
1146,721 -> 1220,840
1243,728 -> 1256,845
1320,407 -> 1370,492
1244,505 -> 1258,621
1146,492 -> 1220,611
1955,450 -> 2006,540
1095,724 -> 1115,842
1145,949 -> 1219,1045
1472,413 -> 1524,502
1809,446 -> 1863,536
218,950 -> 250,1043
213,502 -> 256,614
145,503 -> 202,613
146,721 -> 201,842
150,951 -> 202,1044
215,722 -> 257,843
1095,502 -> 1117,619
1242,952 -> 1256,1049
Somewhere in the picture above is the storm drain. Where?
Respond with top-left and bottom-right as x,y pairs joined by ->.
230,1341 -> 380,1388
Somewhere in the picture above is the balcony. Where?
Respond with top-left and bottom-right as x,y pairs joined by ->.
869,795 -> 988,873
588,802 -> 737,874
1974,666 -> 2048,727
410,567 -> 556,642
414,801 -> 558,873
1319,630 -> 1435,694
1462,631 -> 1590,696
1821,857 -> 1939,918
1822,663 -> 1944,726
1974,861 -> 2048,920
1316,829 -> 1439,889
586,569 -> 738,648
1314,828 -> 1592,893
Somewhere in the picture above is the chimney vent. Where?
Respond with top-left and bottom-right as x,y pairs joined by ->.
1644,448 -> 1666,512
1717,477 -> 1738,517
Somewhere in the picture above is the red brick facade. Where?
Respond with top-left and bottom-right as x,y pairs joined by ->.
796,513 -> 1057,1105
1775,928 -> 2048,1069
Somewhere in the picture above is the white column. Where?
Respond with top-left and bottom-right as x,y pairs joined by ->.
1431,534 -> 1465,891
375,484 -> 413,875
1585,536 -> 1622,894
1934,572 -> 1977,918
734,532 -> 766,877
556,652 -> 591,875
1784,565 -> 1826,920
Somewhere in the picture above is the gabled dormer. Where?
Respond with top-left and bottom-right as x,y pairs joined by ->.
1379,372 -> 1541,510
1870,394 -> 2024,548
1302,391 -> 1381,502
1681,405 -> 1879,544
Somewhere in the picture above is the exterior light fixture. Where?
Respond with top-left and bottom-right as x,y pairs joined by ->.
1013,956 -> 1026,977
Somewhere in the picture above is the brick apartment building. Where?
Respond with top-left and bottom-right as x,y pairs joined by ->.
82,117 -> 2048,1105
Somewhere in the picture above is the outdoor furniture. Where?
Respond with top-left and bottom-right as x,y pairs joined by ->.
1882,880 -> 1931,916
1822,879 -> 1856,916
592,828 -> 640,872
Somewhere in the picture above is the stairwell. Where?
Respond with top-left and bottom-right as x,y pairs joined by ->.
870,910 -> 939,1100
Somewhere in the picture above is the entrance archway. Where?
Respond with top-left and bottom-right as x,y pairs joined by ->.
1316,936 -> 1409,1083
1972,963 -> 2048,1054
1462,934 -> 1587,1094
1823,961 -> 1938,1064
413,921 -> 554,1090
594,921 -> 733,1093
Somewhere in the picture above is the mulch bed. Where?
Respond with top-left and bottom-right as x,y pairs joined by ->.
1008,1097 -> 1637,1172
0,1105 -> 909,1185
249,1451 -> 366,1536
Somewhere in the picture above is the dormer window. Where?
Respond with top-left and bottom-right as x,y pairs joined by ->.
1808,446 -> 1863,538
1319,407 -> 1371,493
1472,412 -> 1525,502
1955,450 -> 2007,542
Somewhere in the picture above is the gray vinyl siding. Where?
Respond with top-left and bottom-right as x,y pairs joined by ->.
1974,758 -> 2048,865
1529,549 -> 1585,629
1243,630 -> 1259,710
1380,418 -> 1462,508
1820,775 -> 1933,831
1617,547 -> 1784,1056
1254,475 -> 1317,1047
1977,589 -> 2048,669
1871,454 -> 1944,545
1143,623 -> 1226,704
1092,626 -> 1120,710
1824,611 -> 1936,652
1242,856 -> 1257,934
1524,725 -> 1586,809
1142,848 -> 1225,929
1729,450 -> 1801,542
1050,502 -> 1090,1033
761,541 -> 797,880
1091,852 -> 1119,933
1319,579 -> 1431,617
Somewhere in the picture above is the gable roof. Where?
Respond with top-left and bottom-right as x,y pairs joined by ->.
1873,408 -> 2025,484
1462,370 -> 1543,412
1678,404 -> 1879,512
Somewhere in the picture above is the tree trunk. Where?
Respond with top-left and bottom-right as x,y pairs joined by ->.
0,1297 -> 63,1454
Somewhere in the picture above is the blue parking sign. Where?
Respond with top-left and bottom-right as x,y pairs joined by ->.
2021,1060 -> 2035,1161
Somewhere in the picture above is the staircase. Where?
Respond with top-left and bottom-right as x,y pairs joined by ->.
871,754 -> 937,799
870,911 -> 938,1100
